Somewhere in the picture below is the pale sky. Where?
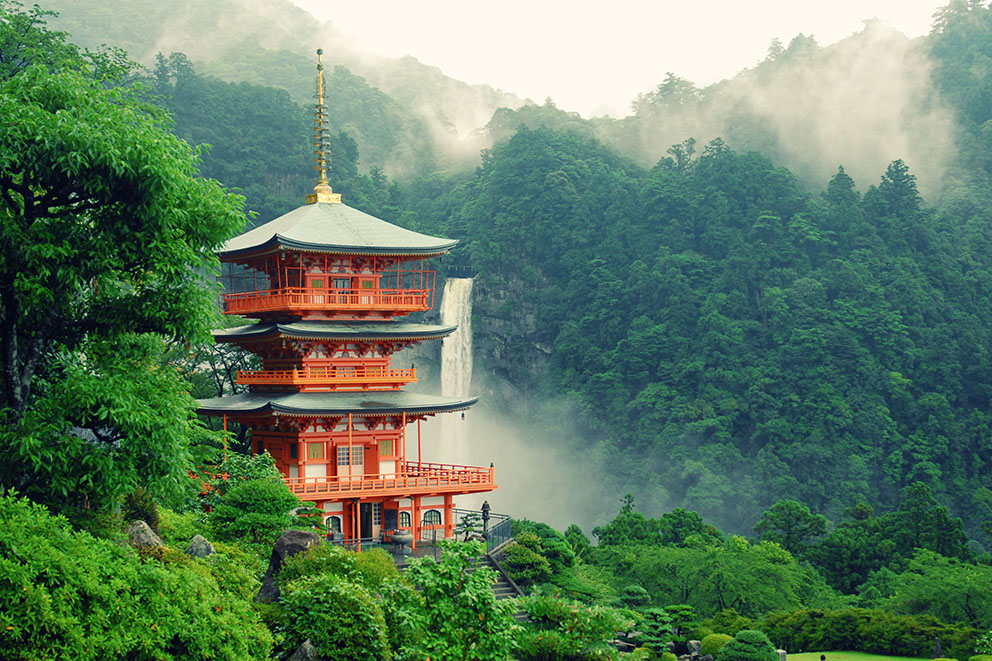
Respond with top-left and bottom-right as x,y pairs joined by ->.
288,0 -> 948,118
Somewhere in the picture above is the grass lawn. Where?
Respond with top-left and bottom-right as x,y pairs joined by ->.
790,652 -> 925,661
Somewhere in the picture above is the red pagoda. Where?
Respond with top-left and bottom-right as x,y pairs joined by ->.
197,50 -> 495,546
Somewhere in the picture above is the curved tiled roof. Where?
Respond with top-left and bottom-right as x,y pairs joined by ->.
219,202 -> 457,258
213,321 -> 457,343
197,391 -> 478,417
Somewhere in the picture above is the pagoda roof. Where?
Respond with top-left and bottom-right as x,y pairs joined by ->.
214,321 -> 457,343
219,202 -> 457,259
196,391 -> 478,418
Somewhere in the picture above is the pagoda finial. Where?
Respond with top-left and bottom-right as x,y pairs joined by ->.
307,48 -> 341,204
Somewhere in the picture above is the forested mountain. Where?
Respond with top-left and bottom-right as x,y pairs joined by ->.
32,0 -> 992,541
44,0 -> 525,174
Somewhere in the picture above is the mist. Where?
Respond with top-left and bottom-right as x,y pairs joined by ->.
621,22 -> 956,198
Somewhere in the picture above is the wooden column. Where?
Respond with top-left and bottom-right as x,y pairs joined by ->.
444,494 -> 454,539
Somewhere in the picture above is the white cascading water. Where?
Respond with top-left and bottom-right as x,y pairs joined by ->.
439,278 -> 474,464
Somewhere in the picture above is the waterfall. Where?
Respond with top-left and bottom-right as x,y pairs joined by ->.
439,278 -> 473,463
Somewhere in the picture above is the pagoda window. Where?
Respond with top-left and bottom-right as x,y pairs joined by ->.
308,442 -> 324,460
423,509 -> 441,525
289,444 -> 298,459
256,440 -> 264,454
378,439 -> 394,457
399,511 -> 411,527
336,445 -> 364,467
372,503 -> 382,526
326,516 -> 341,533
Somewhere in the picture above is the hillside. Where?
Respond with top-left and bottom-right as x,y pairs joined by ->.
33,0 -> 992,539
45,0 -> 527,175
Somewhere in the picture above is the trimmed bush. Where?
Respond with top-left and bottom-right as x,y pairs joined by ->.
502,540 -> 552,586
969,656 -> 992,661
702,633 -> 735,657
718,630 -> 779,661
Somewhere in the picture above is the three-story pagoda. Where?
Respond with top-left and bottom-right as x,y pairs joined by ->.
197,50 -> 495,545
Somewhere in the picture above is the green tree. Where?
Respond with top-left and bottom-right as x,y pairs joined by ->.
0,3 -> 244,520
754,499 -> 827,556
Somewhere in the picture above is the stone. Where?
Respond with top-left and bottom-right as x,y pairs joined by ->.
678,655 -> 693,661
286,639 -> 318,661
125,520 -> 163,550
700,655 -> 715,661
689,640 -> 702,656
778,650 -> 788,661
185,534 -> 215,558
255,529 -> 322,603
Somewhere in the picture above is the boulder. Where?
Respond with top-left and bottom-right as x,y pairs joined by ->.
125,520 -> 163,550
689,640 -> 702,656
185,534 -> 215,558
286,639 -> 318,660
777,650 -> 788,661
255,529 -> 322,603
700,655 -> 715,661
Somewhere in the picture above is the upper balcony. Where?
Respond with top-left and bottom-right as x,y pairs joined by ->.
283,461 -> 496,500
237,365 -> 417,391
221,286 -> 431,318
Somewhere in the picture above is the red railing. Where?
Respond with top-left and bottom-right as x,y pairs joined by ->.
237,366 -> 416,389
221,287 -> 431,315
283,461 -> 496,498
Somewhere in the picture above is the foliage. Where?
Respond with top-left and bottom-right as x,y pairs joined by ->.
503,536 -> 554,587
516,588 -> 636,661
718,630 -> 779,661
278,542 -> 397,591
979,630 -> 992,655
759,608 -> 980,659
122,486 -> 160,533
754,499 -> 827,557
874,550 -> 992,629
280,572 -> 392,661
401,541 -> 516,661
0,492 -> 272,659
591,534 -> 836,617
208,477 -> 301,545
701,633 -> 734,658
0,1 -> 244,521
700,610 -> 758,637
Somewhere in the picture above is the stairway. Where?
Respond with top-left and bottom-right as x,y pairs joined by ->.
475,552 -> 529,623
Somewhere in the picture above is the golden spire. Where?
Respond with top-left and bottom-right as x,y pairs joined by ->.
307,48 -> 341,204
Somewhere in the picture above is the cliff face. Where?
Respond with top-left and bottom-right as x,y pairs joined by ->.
471,273 -> 556,410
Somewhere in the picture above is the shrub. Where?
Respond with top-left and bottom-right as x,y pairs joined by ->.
701,609 -> 757,637
278,542 -> 357,590
517,590 -> 635,661
122,486 -> 160,532
662,652 -> 678,661
503,540 -> 553,586
278,543 -> 398,591
969,656 -> 992,661
280,573 -> 391,660
622,584 -> 651,607
0,493 -> 272,659
759,608 -> 980,659
210,477 -> 300,545
157,507 -> 203,547
702,633 -> 734,657
718,630 -> 779,661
